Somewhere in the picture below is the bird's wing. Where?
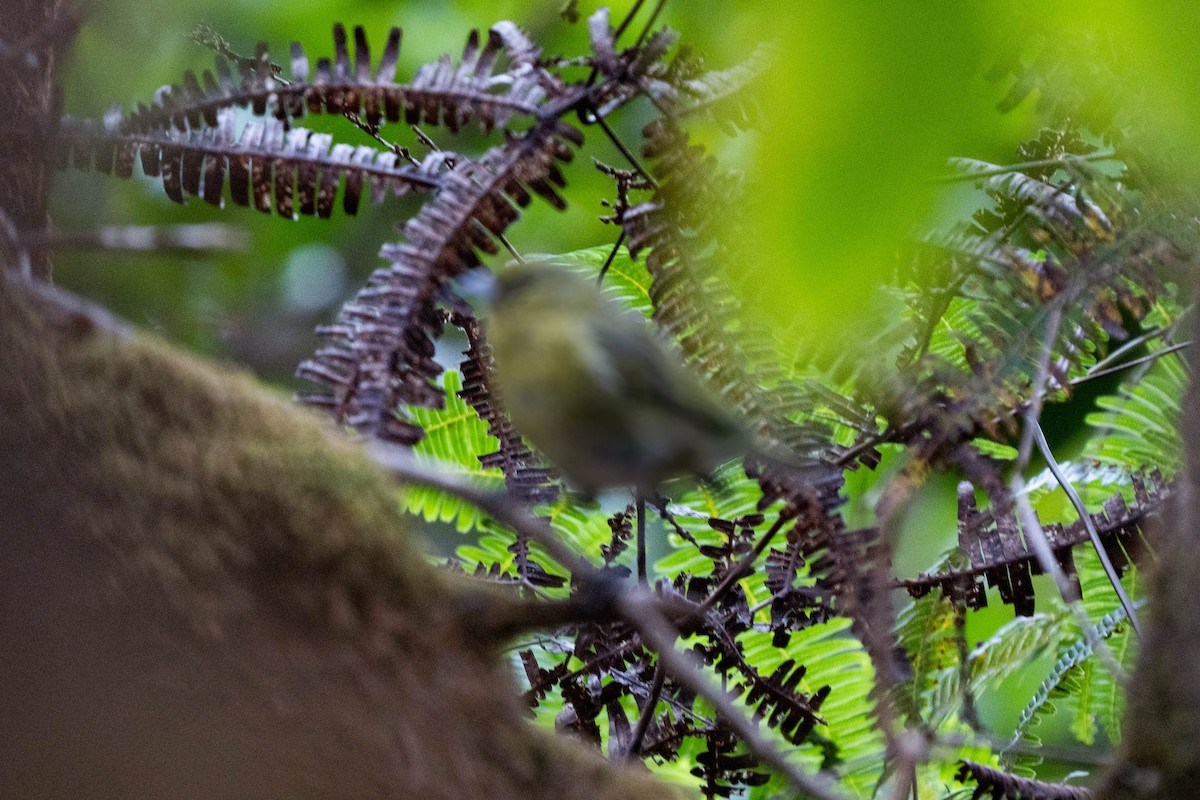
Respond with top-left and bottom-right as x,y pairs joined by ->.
590,315 -> 744,438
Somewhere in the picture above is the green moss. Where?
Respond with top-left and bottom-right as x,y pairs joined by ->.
3,291 -> 441,635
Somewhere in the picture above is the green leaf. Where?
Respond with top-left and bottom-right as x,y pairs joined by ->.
1085,352 -> 1185,474
403,370 -> 506,533
532,245 -> 654,318
1007,548 -> 1141,767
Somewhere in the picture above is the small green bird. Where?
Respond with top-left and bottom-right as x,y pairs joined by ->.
483,261 -> 750,496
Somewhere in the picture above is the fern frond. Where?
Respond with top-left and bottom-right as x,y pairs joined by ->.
59,109 -> 441,216
295,118 -> 583,444
1009,638 -> 1097,750
550,244 -> 654,317
1007,550 -> 1141,764
453,312 -> 558,503
771,619 -> 883,780
688,615 -> 830,751
886,136 -> 1176,480
923,612 -> 1073,729
542,496 -> 619,560
901,474 -> 1163,615
1085,352 -> 1186,474
954,760 -> 1090,800
401,370 -> 506,532
122,23 -> 555,136
894,592 -> 960,720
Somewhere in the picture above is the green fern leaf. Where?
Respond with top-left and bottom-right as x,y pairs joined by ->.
403,370 -> 505,532
1007,548 -> 1141,764
1085,353 -> 1185,473
534,245 -> 654,318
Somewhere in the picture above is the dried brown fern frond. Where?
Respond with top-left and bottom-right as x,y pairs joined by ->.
585,8 -> 679,118
291,13 -> 688,452
692,729 -> 770,800
122,23 -> 559,137
59,109 -> 442,217
295,119 -> 583,444
955,759 -> 1091,800
899,471 -> 1164,614
652,43 -> 771,132
624,118 -> 832,462
452,310 -> 558,503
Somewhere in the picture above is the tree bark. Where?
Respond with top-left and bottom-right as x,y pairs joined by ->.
0,0 -> 66,279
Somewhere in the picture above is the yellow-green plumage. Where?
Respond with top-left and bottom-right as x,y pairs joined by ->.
484,262 -> 749,495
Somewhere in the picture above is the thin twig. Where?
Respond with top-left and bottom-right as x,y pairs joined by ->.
342,110 -> 419,165
1070,340 -> 1192,386
1009,302 -> 1128,683
612,0 -> 648,42
695,510 -> 790,615
495,229 -> 525,264
1084,323 -> 1176,374
411,124 -> 454,169
631,0 -> 668,49
649,497 -> 699,546
1032,421 -> 1142,637
596,230 -> 626,286
636,496 -> 647,582
592,111 -> 658,188
624,662 -> 666,758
